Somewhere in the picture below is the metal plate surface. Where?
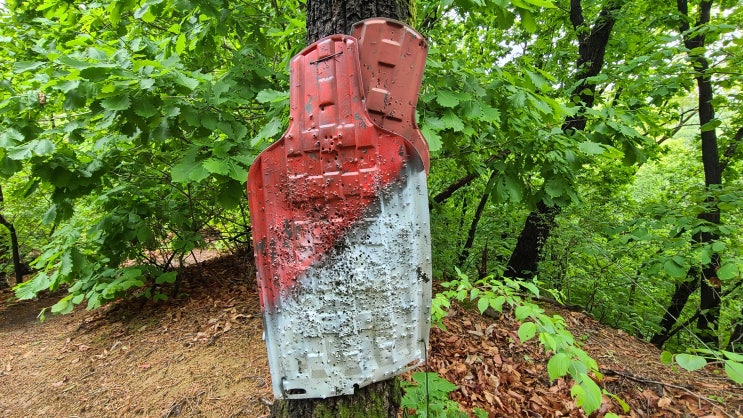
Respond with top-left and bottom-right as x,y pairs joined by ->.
351,18 -> 430,174
247,35 -> 431,399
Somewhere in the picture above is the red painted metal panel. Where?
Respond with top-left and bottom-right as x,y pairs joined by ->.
248,35 -> 407,307
351,18 -> 430,174
247,27 -> 431,400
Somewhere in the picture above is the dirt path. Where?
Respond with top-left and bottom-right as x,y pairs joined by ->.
1,254 -> 741,417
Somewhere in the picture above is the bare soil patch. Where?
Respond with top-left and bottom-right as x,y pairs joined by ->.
1,254 -> 741,417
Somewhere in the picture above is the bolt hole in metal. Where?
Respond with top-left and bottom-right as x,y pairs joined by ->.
287,388 -> 307,395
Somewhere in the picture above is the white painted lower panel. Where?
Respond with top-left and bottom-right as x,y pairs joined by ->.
263,164 -> 432,399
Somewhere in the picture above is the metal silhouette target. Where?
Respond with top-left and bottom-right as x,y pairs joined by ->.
247,20 -> 431,400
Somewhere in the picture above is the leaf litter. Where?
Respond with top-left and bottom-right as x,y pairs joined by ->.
0,253 -> 740,417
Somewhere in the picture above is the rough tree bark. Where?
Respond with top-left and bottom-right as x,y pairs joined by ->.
652,0 -> 723,347
504,0 -> 622,278
268,1 -> 411,417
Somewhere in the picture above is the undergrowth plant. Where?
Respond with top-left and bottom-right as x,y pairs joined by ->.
661,348 -> 743,384
401,372 -> 487,418
432,268 -> 627,416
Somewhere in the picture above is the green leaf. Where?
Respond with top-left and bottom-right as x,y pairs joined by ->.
256,89 -> 289,103
477,297 -> 489,314
523,0 -> 557,8
252,118 -> 283,145
675,353 -> 707,371
717,263 -> 738,281
13,61 -> 46,73
700,119 -> 721,132
547,352 -> 571,381
156,271 -> 178,285
574,374 -> 602,414
101,94 -> 131,111
660,351 -> 674,364
515,304 -> 535,321
175,33 -> 186,54
173,72 -> 200,90
203,158 -> 230,176
663,258 -> 687,278
724,360 -> 743,384
518,321 -> 537,342
440,111 -> 464,132
578,141 -> 605,155
172,155 -> 200,183
435,90 -> 460,108
722,350 -> 743,362
133,98 -> 159,117
420,125 -> 442,152
519,10 -> 537,32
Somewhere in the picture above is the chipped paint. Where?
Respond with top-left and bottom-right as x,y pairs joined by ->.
247,23 -> 431,400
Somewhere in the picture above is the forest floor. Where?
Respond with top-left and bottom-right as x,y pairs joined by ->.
0,253 -> 741,418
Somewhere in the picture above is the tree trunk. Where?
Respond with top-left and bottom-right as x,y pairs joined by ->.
270,379 -> 401,418
0,185 -> 28,286
650,271 -> 700,348
505,201 -> 560,278
458,171 -> 497,266
306,0 -> 409,43
504,0 -> 622,279
270,2 -> 411,416
651,0 -> 724,348
679,0 -> 722,346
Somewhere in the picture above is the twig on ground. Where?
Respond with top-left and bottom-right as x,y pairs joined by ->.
601,368 -> 734,418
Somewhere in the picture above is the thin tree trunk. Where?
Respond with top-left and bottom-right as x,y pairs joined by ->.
650,272 -> 700,348
504,0 -> 622,279
0,185 -> 28,286
458,171 -> 497,266
679,0 -> 723,346
270,2 -> 411,416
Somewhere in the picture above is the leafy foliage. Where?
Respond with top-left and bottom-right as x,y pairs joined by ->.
433,268 -> 608,415
401,371 -> 487,418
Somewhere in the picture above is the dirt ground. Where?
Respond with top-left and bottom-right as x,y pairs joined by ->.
1,254 -> 741,417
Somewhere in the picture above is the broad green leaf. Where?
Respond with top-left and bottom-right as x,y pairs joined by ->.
518,321 -> 537,342
101,94 -> 131,111
133,98 -> 158,118
515,304 -> 535,321
440,111 -> 464,132
523,0 -> 556,8
700,119 -> 721,132
578,141 -> 605,155
203,158 -> 230,176
156,271 -> 178,285
173,72 -> 200,90
724,361 -> 743,384
13,61 -> 46,73
256,89 -> 289,103
435,90 -> 460,108
0,129 -> 23,148
252,118 -> 283,145
660,351 -> 674,364
477,297 -> 489,314
663,258 -> 687,278
172,156 -> 200,183
722,351 -> 743,362
519,10 -> 537,33
675,353 -> 707,371
175,33 -> 186,54
716,263 -> 738,281
420,125 -> 442,152
547,352 -> 570,381
51,296 -> 74,315
575,374 -> 602,414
